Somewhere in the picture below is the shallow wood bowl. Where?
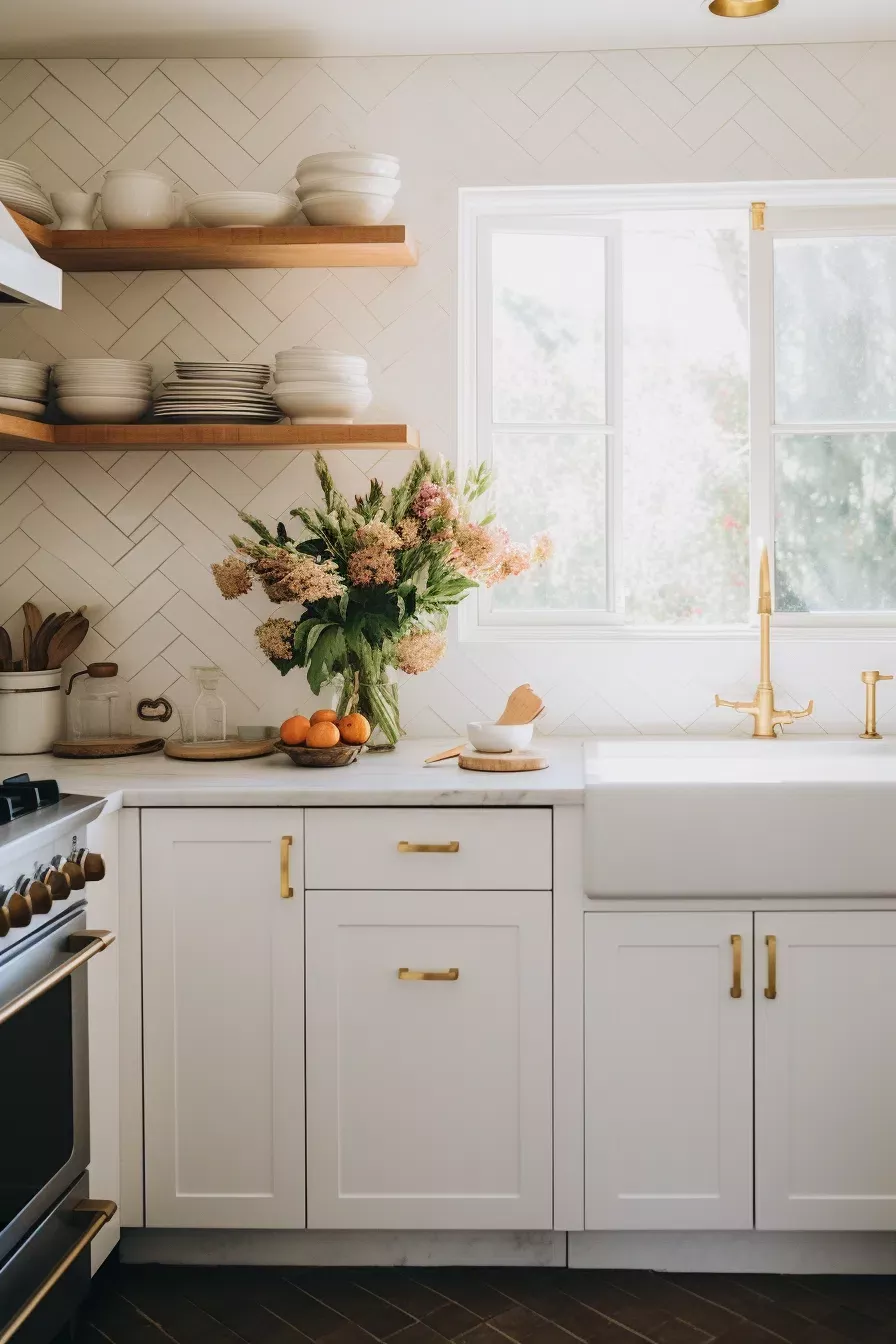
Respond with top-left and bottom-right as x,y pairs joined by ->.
274,739 -> 361,768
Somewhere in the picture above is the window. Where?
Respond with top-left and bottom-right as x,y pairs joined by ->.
460,184 -> 896,635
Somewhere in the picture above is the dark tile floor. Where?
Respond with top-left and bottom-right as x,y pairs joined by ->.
77,1262 -> 896,1344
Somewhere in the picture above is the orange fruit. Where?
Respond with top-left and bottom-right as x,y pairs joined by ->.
339,713 -> 371,745
310,708 -> 339,725
306,720 -> 341,749
280,714 -> 310,745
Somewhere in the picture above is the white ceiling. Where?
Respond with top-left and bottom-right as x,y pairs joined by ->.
7,0 -> 896,59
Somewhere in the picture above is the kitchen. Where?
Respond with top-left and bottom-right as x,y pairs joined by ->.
4,0 -> 896,1340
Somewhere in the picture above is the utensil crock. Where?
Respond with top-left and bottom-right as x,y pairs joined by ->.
0,669 -> 64,754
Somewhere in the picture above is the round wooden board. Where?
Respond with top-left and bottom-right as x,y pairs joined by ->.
53,734 -> 164,758
458,748 -> 548,772
164,736 -> 276,761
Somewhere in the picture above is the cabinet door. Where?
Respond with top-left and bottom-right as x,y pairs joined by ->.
142,809 -> 304,1228
306,889 -> 552,1229
585,912 -> 753,1230
756,912 -> 896,1231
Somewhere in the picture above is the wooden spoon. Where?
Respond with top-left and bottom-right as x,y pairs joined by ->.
46,616 -> 89,669
496,684 -> 544,725
0,626 -> 11,672
27,611 -> 59,671
21,622 -> 31,671
22,601 -> 42,637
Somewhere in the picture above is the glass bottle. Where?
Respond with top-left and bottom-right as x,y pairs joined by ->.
190,666 -> 227,742
66,661 -> 131,739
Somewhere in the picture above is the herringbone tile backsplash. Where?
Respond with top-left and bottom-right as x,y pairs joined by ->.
1,47 -> 895,740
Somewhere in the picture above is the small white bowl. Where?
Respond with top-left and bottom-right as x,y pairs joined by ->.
466,722 -> 534,753
189,191 -> 299,228
297,151 -> 399,179
57,393 -> 151,423
273,382 -> 372,424
296,172 -> 401,199
300,192 -> 395,226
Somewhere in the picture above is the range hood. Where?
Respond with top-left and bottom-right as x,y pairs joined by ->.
0,203 -> 61,308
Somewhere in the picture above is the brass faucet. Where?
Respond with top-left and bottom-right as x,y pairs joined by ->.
860,670 -> 893,739
715,544 -> 814,738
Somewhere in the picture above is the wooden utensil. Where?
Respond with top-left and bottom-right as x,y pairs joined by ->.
22,601 -> 43,637
46,615 -> 89,669
0,626 -> 11,673
496,684 -> 544,725
27,611 -> 60,671
21,622 -> 31,671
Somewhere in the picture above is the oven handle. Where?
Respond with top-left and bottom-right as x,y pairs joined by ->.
0,1199 -> 116,1344
0,930 -> 115,1028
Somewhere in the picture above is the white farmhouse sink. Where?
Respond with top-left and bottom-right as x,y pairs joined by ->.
584,737 -> 896,898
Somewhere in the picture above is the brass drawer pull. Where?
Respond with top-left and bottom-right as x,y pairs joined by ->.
0,931 -> 114,1028
765,934 -> 777,999
730,934 -> 743,999
397,841 -> 460,854
398,968 -> 460,981
281,835 -> 293,899
0,1198 -> 117,1344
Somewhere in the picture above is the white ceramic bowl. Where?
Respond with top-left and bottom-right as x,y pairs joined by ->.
272,382 -> 372,423
276,352 -> 366,367
297,151 -> 399,179
55,359 -> 150,373
0,358 -> 49,373
189,191 -> 299,227
466,722 -> 534,753
101,169 -> 177,230
300,191 -> 395,226
0,395 -> 46,418
274,369 -> 368,387
57,393 -> 151,423
296,171 -> 401,199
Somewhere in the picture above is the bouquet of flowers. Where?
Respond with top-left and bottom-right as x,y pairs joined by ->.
212,450 -> 551,747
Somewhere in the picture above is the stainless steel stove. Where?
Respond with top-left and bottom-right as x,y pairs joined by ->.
0,774 -> 116,1344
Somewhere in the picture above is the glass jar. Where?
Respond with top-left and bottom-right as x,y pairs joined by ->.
190,666 -> 227,742
66,662 -> 131,739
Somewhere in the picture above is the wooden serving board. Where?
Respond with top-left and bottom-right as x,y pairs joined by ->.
458,748 -> 548,773
53,734 -> 164,758
164,736 -> 276,761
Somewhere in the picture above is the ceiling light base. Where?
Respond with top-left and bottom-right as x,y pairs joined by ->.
708,0 -> 779,15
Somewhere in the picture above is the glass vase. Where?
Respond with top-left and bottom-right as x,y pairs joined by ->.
335,664 -> 402,752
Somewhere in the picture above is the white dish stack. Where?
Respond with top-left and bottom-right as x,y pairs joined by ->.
295,152 -> 400,226
273,348 -> 373,424
53,359 -> 152,423
0,160 -> 54,225
0,360 -> 50,420
154,363 -> 279,423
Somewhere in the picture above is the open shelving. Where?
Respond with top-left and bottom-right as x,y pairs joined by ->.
0,413 -> 420,452
10,210 -> 417,271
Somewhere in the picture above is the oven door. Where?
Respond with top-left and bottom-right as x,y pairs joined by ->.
0,906 -> 99,1265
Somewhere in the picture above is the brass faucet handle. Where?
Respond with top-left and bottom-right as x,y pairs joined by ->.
787,700 -> 814,721
715,694 -> 756,713
862,670 -> 893,685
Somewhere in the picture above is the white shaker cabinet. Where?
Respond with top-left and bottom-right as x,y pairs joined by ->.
305,888 -> 553,1230
755,911 -> 896,1231
141,810 -> 304,1228
584,912 -> 753,1231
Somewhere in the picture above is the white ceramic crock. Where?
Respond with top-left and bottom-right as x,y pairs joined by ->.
0,669 -> 64,754
50,190 -> 99,230
101,170 -> 178,229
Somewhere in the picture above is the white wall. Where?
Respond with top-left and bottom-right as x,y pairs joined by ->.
1,48 -> 895,739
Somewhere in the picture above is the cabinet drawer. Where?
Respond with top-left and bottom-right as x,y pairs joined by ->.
305,807 -> 551,889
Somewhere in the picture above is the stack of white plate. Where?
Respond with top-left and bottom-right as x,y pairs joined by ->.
0,160 -> 54,226
295,152 -> 400,226
54,359 -> 152,423
154,363 -> 279,424
0,359 -> 50,419
188,192 -> 298,228
273,347 -> 372,424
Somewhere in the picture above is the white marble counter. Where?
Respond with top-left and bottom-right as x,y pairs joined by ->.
1,738 -> 585,809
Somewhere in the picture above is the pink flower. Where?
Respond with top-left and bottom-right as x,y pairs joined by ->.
395,629 -> 446,674
449,520 -> 500,578
412,480 -> 458,523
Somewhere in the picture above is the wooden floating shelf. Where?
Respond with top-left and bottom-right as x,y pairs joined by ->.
10,211 -> 417,271
0,413 -> 419,451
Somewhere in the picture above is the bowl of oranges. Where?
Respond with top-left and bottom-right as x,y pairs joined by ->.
274,708 -> 371,767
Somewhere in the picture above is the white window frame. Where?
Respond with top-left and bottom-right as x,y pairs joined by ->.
458,179 -> 896,643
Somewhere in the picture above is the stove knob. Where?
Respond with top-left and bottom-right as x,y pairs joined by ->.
55,857 -> 85,890
36,864 -> 71,901
0,903 -> 10,937
6,892 -> 31,928
16,877 -> 52,916
75,849 -> 105,883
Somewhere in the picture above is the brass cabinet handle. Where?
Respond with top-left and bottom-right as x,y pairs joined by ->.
0,1198 -> 117,1344
0,930 -> 114,1028
398,968 -> 460,981
280,835 -> 293,899
730,934 -> 743,999
765,934 -> 777,999
397,841 -> 460,854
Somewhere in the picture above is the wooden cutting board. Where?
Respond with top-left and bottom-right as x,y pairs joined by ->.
164,736 -> 276,761
458,748 -> 548,773
53,735 -> 164,758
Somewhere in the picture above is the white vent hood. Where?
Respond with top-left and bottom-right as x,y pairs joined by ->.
0,204 -> 61,309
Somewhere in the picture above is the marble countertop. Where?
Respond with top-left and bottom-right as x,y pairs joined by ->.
1,739 -> 586,809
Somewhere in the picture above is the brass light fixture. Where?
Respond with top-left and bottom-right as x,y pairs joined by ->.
709,0 -> 779,15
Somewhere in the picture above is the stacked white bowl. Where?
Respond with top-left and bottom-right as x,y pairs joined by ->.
0,359 -> 50,419
0,160 -> 53,225
53,359 -> 152,423
295,151 -> 400,226
273,348 -> 372,424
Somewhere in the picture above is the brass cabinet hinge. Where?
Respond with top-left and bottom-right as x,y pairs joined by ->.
751,201 -> 766,231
